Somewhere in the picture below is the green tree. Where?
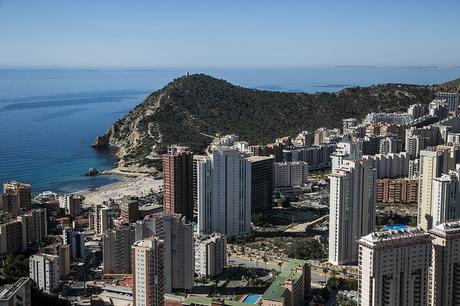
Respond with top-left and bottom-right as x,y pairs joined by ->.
0,255 -> 29,283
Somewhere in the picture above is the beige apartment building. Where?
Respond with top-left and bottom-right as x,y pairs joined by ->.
428,221 -> 460,305
2,181 -> 32,213
0,219 -> 22,256
358,228 -> 432,306
0,208 -> 47,256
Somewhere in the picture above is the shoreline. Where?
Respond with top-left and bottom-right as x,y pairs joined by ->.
77,168 -> 163,207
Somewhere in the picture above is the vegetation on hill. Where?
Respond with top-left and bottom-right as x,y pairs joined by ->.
96,74 -> 460,168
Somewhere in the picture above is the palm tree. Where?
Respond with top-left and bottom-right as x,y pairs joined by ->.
263,257 -> 268,269
277,262 -> 283,272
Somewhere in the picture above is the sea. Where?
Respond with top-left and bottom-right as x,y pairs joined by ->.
1,67 -> 459,194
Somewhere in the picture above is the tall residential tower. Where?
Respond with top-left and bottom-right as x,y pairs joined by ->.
329,159 -> 376,265
195,143 -> 251,237
162,146 -> 194,221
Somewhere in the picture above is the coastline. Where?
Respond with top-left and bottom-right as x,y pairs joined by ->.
76,168 -> 163,207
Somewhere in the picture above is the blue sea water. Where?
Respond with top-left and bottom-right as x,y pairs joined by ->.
0,67 -> 459,194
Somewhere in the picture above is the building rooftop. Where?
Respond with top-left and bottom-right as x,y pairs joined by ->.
430,220 -> 460,236
262,259 -> 308,302
359,227 -> 430,247
3,181 -> 31,189
0,277 -> 30,301
182,295 -> 246,306
132,236 -> 164,249
247,155 -> 274,162
194,232 -> 225,243
30,253 -> 59,260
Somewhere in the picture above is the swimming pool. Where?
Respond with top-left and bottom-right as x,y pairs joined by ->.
384,224 -> 409,231
242,294 -> 262,304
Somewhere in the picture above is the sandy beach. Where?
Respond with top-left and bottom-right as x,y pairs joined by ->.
77,169 -> 163,206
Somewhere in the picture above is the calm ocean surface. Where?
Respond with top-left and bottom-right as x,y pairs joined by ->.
1,67 -> 459,194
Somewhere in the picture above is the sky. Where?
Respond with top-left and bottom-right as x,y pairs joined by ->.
1,0 -> 460,68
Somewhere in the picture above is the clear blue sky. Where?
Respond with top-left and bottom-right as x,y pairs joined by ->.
1,0 -> 459,68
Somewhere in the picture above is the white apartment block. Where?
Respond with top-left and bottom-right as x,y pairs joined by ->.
362,152 -> 409,179
418,149 -> 450,231
342,118 -> 358,134
331,140 -> 363,170
196,144 -> 251,237
29,253 -> 60,293
329,159 -> 376,265
194,233 -> 227,279
132,237 -> 164,306
428,221 -> 460,306
365,112 -> 414,125
407,103 -> 425,119
431,171 -> 460,227
273,161 -> 309,187
436,92 -> 459,113
358,228 -> 432,306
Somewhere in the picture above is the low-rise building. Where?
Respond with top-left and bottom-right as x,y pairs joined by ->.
376,178 -> 418,204
183,296 -> 247,306
261,259 -> 310,306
